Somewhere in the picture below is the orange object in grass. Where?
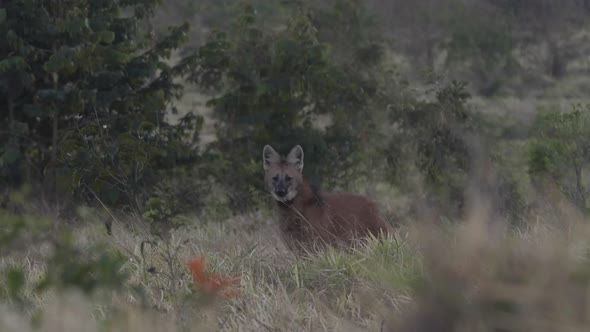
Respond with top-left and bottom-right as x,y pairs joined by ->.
189,256 -> 240,300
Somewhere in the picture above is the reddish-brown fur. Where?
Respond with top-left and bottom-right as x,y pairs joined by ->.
263,145 -> 392,253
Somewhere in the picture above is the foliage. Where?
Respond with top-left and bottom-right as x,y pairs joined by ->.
0,208 -> 129,316
490,0 -> 590,78
0,207 -> 51,257
313,0 -> 384,65
372,0 -> 590,93
2,0 -> 590,330
387,81 -> 474,217
375,0 -> 455,71
189,3 -> 383,210
142,167 -> 213,236
35,232 -> 127,296
397,219 -> 590,332
184,0 -> 283,30
0,0 -> 202,209
446,3 -> 516,96
4,210 -> 590,331
528,104 -> 590,211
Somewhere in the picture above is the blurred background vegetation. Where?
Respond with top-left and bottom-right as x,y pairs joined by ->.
2,0 -> 590,222
2,0 -> 590,331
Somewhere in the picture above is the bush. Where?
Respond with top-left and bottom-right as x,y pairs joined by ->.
528,104 -> 590,212
387,81 -> 474,219
0,207 -> 129,318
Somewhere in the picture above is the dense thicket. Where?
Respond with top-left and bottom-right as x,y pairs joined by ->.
0,0 -> 202,210
2,0 -> 589,223
528,105 -> 590,212
187,3 -> 385,211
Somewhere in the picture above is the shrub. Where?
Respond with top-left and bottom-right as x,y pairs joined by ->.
0,207 -> 129,318
528,104 -> 590,212
387,81 -> 474,219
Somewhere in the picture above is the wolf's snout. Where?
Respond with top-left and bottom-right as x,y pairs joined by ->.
275,188 -> 288,197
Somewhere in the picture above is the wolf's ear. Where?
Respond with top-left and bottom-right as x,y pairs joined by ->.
286,145 -> 304,173
263,145 -> 281,170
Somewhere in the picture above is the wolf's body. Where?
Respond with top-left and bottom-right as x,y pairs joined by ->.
263,145 -> 391,253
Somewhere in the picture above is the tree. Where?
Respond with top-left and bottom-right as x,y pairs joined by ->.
0,0 -> 202,208
188,2 -> 383,210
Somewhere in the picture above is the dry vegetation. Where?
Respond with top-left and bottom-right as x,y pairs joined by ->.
2,189 -> 590,332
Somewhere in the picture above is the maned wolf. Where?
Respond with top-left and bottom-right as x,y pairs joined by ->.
263,144 -> 391,253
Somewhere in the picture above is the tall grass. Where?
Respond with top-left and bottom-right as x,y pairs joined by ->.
2,199 -> 590,331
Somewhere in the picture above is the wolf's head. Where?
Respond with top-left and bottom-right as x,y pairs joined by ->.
262,145 -> 304,203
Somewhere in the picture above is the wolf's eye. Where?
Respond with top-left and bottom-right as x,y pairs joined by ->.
272,175 -> 279,182
285,175 -> 292,182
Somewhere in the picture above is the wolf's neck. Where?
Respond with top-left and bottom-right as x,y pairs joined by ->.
277,177 -> 322,211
